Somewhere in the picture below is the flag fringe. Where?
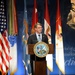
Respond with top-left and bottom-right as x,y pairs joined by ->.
0,68 -> 9,75
47,64 -> 53,72
56,61 -> 65,74
10,68 -> 17,75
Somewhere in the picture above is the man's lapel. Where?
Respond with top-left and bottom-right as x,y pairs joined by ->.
34,34 -> 37,40
42,34 -> 45,42
33,34 -> 38,43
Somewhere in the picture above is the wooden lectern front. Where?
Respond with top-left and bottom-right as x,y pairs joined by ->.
28,44 -> 54,75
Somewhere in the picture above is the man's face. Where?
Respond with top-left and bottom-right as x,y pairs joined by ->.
35,24 -> 42,34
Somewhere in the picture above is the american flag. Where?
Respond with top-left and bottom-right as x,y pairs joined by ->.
0,0 -> 10,74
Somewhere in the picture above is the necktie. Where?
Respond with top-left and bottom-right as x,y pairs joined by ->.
38,34 -> 41,42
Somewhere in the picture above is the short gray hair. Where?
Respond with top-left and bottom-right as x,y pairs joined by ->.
34,22 -> 42,28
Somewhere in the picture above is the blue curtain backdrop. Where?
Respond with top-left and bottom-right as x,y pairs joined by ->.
12,0 -> 75,75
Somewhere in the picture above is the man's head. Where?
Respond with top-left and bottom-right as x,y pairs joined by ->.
34,22 -> 42,34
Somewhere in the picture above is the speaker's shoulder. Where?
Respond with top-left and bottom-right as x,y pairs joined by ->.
29,34 -> 36,37
42,34 -> 47,36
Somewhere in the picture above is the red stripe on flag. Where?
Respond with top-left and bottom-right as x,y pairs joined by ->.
2,34 -> 10,61
0,39 -> 2,71
0,32 -> 10,74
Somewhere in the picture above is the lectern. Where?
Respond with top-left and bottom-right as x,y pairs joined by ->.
28,44 -> 54,75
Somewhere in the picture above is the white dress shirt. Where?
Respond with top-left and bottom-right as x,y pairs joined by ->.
36,33 -> 42,42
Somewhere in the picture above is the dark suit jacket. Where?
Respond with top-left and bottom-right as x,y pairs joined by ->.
27,33 -> 48,44
27,33 -> 48,61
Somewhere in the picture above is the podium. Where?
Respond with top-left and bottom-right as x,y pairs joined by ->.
28,44 -> 54,75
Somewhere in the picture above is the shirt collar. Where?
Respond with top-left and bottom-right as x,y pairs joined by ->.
36,32 -> 42,36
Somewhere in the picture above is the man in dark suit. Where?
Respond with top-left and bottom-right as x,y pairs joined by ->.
28,22 -> 48,44
27,22 -> 48,75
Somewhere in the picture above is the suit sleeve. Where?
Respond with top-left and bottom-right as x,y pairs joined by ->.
27,35 -> 32,44
43,34 -> 48,44
45,35 -> 48,44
